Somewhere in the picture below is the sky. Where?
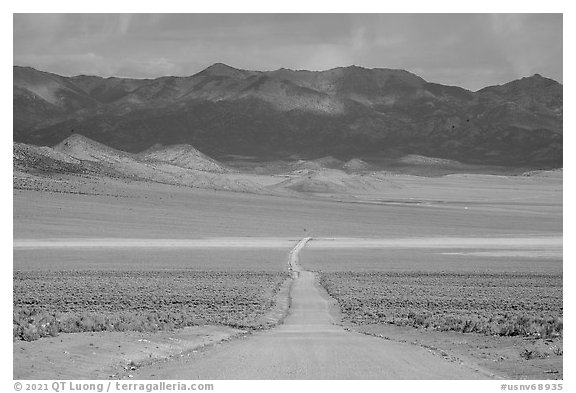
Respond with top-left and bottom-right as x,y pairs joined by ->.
13,13 -> 562,91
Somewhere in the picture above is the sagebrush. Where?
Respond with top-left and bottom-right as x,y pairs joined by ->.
14,270 -> 287,341
320,271 -> 562,338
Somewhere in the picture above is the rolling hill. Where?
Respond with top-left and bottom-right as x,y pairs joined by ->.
139,144 -> 231,173
15,135 -> 269,194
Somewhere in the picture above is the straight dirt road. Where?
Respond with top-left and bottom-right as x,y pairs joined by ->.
131,238 -> 495,379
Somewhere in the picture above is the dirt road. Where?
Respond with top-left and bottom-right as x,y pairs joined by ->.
132,238 -> 494,379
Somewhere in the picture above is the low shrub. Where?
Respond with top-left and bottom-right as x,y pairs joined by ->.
319,271 -> 562,338
13,270 -> 287,341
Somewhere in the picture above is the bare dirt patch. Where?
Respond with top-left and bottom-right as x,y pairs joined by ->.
354,324 -> 563,380
13,325 -> 243,379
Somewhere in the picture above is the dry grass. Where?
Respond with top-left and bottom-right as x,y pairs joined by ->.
319,271 -> 562,338
13,270 -> 287,341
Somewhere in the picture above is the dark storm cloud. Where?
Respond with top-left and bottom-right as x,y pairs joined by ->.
13,13 -> 562,90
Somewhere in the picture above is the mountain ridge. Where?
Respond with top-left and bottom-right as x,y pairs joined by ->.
13,64 -> 563,168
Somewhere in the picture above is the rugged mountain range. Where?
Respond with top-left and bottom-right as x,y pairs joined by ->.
13,64 -> 563,167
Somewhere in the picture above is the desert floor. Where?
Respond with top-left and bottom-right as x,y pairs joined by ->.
13,171 -> 562,379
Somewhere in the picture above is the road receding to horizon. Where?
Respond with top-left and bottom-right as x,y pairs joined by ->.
129,237 -> 497,380
13,235 -> 561,379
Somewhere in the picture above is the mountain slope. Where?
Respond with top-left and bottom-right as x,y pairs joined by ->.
54,133 -> 136,163
478,74 -> 562,115
139,144 -> 231,173
13,65 -> 563,168
16,135 -> 271,194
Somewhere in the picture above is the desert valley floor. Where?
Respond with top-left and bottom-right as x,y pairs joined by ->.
13,161 -> 562,380
11,14 -> 565,383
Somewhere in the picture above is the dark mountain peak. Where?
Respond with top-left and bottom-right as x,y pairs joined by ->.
13,66 -> 102,109
322,65 -> 426,96
198,63 -> 253,78
522,73 -> 562,85
517,73 -> 560,87
14,65 -> 37,72
340,65 -> 426,85
479,74 -> 561,94
343,64 -> 367,71
14,66 -> 76,84
14,65 -> 50,81
205,62 -> 234,70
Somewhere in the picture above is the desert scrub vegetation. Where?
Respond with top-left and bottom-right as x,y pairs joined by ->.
319,271 -> 562,338
13,270 -> 287,341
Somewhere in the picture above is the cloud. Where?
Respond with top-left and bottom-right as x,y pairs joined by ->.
14,52 -> 109,76
117,14 -> 132,35
13,14 -> 562,89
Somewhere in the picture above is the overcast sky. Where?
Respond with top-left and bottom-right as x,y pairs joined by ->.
13,13 -> 562,91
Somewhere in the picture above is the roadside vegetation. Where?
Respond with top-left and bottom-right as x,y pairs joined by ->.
13,270 -> 288,341
319,271 -> 562,338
